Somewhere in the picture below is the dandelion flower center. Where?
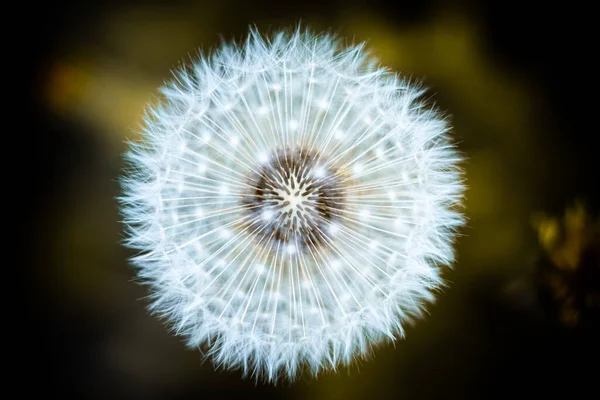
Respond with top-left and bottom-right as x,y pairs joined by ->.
241,148 -> 345,253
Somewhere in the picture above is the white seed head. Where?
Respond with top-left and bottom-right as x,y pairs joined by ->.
120,27 -> 465,382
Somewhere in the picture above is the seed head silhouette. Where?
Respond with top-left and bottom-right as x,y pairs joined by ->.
120,27 -> 465,382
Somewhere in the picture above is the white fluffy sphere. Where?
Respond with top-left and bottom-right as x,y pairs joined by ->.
120,27 -> 465,382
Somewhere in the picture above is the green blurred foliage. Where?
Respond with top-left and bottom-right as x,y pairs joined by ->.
34,1 -> 598,398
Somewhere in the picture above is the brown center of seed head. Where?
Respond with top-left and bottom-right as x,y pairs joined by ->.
240,147 -> 346,253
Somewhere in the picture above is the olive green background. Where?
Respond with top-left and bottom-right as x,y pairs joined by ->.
26,0 -> 598,398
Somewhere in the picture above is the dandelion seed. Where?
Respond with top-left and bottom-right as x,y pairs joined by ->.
120,26 -> 465,383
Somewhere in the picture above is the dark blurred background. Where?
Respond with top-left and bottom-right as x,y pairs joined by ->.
25,0 -> 598,398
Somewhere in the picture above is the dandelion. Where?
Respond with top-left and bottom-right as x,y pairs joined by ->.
120,27 -> 465,382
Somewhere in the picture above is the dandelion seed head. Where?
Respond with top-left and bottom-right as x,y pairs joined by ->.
120,26 -> 465,382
